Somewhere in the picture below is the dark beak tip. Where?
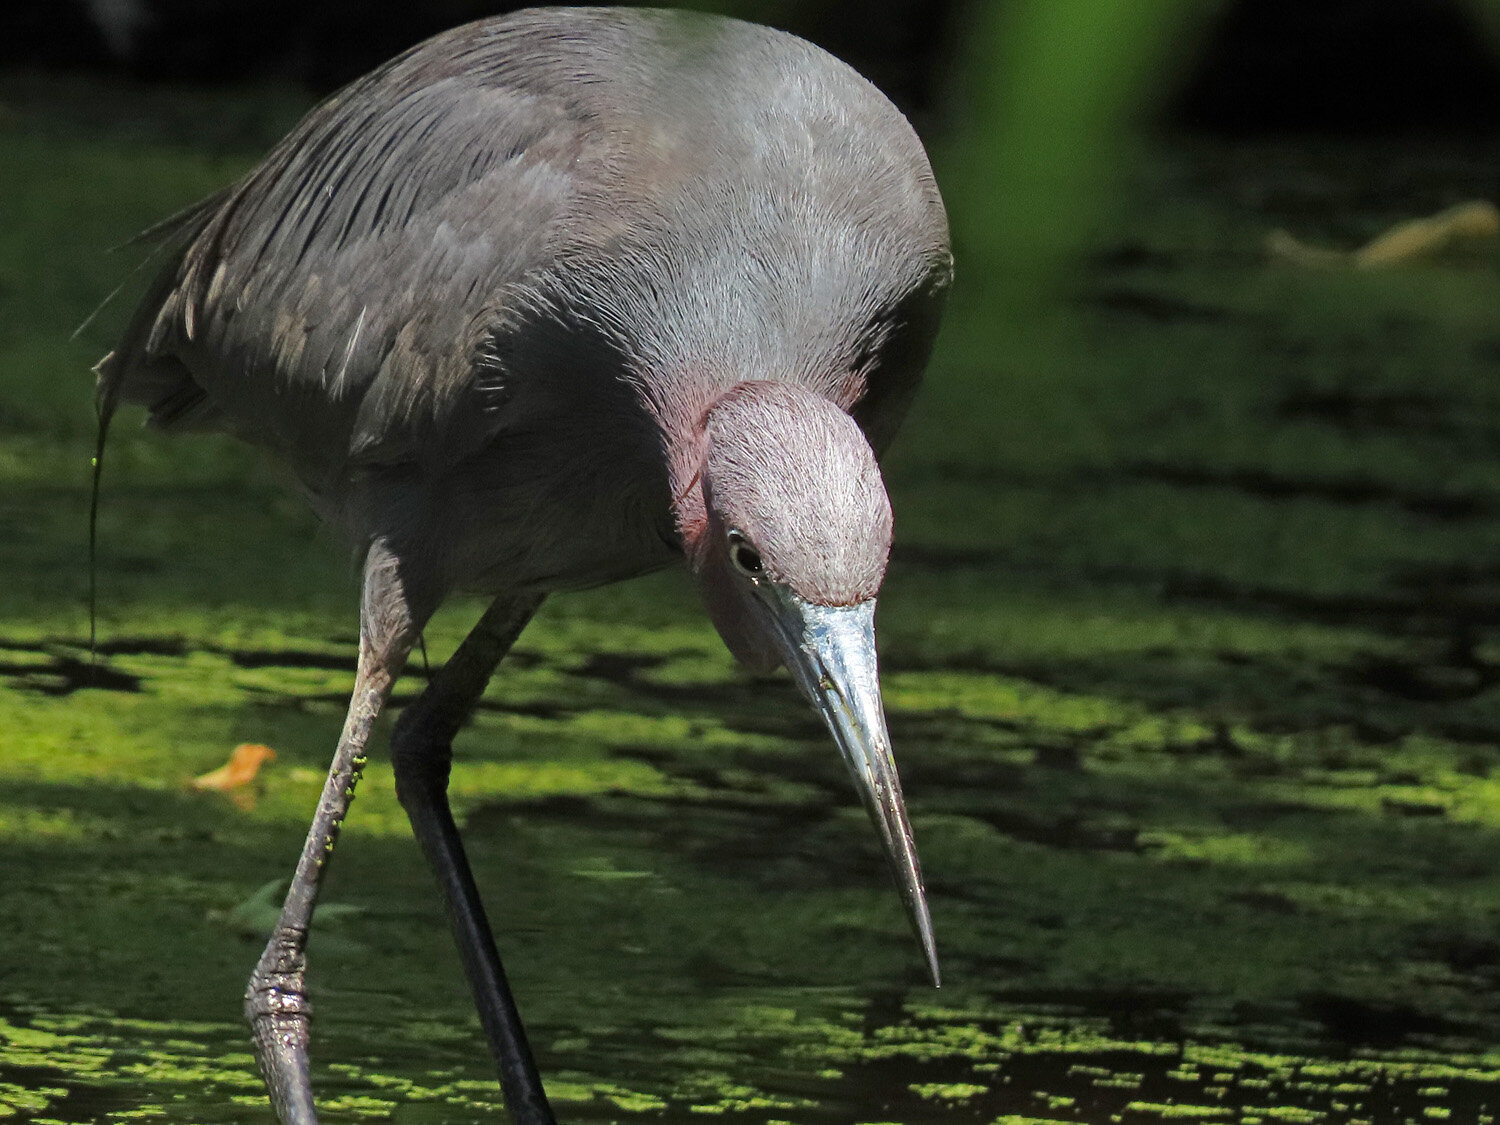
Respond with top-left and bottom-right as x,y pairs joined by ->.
926,953 -> 942,989
914,902 -> 941,987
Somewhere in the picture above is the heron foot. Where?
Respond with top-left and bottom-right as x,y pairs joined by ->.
245,933 -> 319,1124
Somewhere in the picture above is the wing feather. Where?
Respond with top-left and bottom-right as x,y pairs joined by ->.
104,19 -> 594,484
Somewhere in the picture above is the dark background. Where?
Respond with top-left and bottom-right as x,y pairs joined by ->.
6,0 -> 1500,134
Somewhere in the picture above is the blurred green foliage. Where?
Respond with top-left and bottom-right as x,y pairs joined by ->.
944,0 -> 1225,317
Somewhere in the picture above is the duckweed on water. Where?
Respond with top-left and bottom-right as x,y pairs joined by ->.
909,1082 -> 989,1101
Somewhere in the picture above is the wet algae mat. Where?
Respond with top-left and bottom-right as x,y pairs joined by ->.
6,75 -> 1500,1122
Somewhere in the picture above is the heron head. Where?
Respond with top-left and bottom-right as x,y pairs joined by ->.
683,380 -> 937,985
689,382 -> 891,664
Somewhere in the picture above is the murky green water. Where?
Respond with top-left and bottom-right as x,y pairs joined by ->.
6,66 -> 1500,1125
9,623 -> 1500,1123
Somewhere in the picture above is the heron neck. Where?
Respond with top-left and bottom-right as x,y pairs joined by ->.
666,424 -> 710,564
662,382 -> 742,569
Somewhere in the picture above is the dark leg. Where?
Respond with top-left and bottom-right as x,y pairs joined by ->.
390,594 -> 555,1125
245,541 -> 434,1124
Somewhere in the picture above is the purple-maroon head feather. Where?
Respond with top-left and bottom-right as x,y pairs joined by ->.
683,381 -> 892,670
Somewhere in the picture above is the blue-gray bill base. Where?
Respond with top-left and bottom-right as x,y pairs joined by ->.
95,7 -> 951,1123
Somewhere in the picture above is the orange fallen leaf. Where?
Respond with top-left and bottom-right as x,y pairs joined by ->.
192,743 -> 277,792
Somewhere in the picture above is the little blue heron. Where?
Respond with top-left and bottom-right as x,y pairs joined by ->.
97,8 -> 951,1123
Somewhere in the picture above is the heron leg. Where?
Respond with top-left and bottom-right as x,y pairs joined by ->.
390,593 -> 554,1125
245,541 -> 433,1125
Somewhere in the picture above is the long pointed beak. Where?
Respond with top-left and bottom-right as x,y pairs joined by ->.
769,596 -> 939,986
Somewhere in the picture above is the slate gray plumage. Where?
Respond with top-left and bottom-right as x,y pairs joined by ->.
100,8 -> 950,1124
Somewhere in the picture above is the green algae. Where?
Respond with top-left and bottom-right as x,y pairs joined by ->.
911,1082 -> 990,1101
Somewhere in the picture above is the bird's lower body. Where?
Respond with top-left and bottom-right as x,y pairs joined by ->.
243,540 -> 556,1124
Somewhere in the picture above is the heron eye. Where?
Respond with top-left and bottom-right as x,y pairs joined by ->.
727,532 -> 764,578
